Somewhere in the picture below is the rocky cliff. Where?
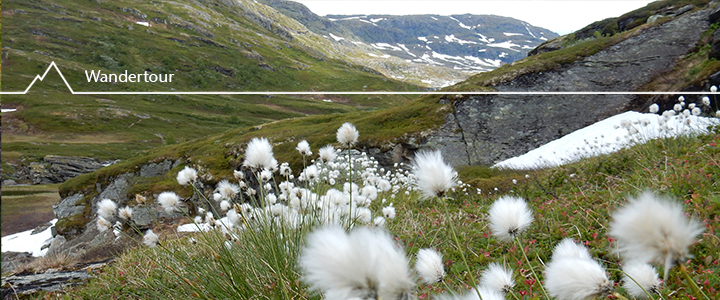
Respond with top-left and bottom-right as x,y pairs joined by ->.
424,5 -> 717,166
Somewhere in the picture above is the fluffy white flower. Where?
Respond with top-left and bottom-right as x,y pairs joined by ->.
97,199 -> 117,219
220,200 -> 231,212
717,110 -> 720,118
336,122 -> 359,147
674,103 -> 683,112
259,169 -> 273,182
355,207 -> 372,224
382,206 -> 396,219
488,196 -> 534,242
415,248 -> 445,284
296,140 -> 312,156
157,191 -> 180,214
373,216 -> 386,227
412,150 -> 458,199
118,206 -> 133,221
176,166 -> 197,186
711,85 -> 718,93
300,165 -> 319,183
545,257 -> 613,300
622,262 -> 660,298
243,137 -> 275,170
551,238 -> 592,261
703,96 -> 711,106
279,162 -> 292,176
480,263 -> 514,294
361,185 -> 378,201
96,216 -> 111,232
299,226 -> 413,300
608,191 -> 704,279
216,180 -> 239,200
233,169 -> 244,180
648,103 -> 659,113
143,229 -> 159,247
692,107 -> 702,116
318,145 -> 338,163
436,286 -> 504,300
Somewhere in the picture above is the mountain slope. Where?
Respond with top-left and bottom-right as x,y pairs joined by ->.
257,0 -> 558,75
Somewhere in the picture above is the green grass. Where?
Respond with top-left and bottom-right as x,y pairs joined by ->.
1,184 -> 61,236
43,128 -> 720,299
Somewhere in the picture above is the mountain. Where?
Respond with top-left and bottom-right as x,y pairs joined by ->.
257,0 -> 558,74
12,0 -> 720,276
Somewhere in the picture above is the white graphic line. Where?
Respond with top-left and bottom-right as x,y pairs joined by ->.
0,61 -> 717,96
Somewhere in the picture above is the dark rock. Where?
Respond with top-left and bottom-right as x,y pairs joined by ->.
528,36 -> 565,56
30,222 -> 53,235
139,160 -> 178,178
52,194 -> 85,220
44,156 -> 104,181
0,252 -> 35,275
672,5 -> 694,17
710,28 -> 720,59
423,9 -> 710,167
710,4 -> 720,23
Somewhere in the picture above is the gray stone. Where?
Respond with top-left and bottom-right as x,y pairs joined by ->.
710,28 -> 720,59
423,9 -> 710,167
52,194 -> 85,219
139,159 -> 174,177
709,4 -> 720,23
2,179 -> 17,186
672,4 -> 694,17
44,155 -> 104,181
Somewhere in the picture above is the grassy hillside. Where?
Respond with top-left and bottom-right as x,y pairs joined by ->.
55,126 -> 720,299
0,0 -> 422,174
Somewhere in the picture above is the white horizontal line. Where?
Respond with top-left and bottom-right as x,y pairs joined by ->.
0,62 -> 717,96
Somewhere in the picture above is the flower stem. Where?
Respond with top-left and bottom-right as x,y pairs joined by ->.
613,292 -> 631,300
440,198 -> 482,300
514,238 -> 550,299
678,262 -> 710,300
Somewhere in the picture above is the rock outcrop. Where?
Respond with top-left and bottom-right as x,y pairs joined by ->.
424,8 -> 713,167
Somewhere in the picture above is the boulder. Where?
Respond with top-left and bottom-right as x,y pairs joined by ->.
710,28 -> 720,59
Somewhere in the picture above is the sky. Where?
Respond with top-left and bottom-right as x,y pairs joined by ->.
291,0 -> 657,35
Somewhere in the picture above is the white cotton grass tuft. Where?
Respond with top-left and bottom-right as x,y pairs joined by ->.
216,180 -> 239,200
415,248 -> 445,284
487,196 -> 534,242
551,238 -> 592,261
336,122 -> 359,148
243,137 -> 275,170
157,191 -> 180,214
411,150 -> 458,199
480,263 -> 514,294
622,262 -> 661,298
648,103 -> 659,113
545,257 -> 613,300
176,166 -> 197,186
608,191 -> 704,279
382,206 -> 396,219
435,286 -> 505,300
318,145 -> 337,163
296,140 -> 312,156
299,225 -> 414,300
143,229 -> 159,247
97,199 -> 117,219
96,216 -> 111,232
118,206 -> 133,221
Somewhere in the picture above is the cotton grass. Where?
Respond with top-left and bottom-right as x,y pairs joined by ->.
411,150 -> 457,199
487,196 -> 533,242
415,248 -> 445,284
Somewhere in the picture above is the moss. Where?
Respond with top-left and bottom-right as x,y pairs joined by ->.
54,213 -> 89,236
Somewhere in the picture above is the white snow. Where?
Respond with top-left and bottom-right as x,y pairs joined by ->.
1,109 -> 18,113
328,33 -> 345,41
371,43 -> 403,51
498,52 -> 508,58
476,33 -> 492,44
2,219 -> 57,257
370,18 -> 386,23
503,32 -> 524,37
135,21 -> 150,27
493,111 -> 720,170
444,34 -> 477,45
396,44 -> 417,57
487,41 -> 521,51
418,36 -> 428,42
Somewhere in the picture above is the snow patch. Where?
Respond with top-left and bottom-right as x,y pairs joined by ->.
494,112 -> 720,170
2,219 -> 58,257
503,32 -> 524,37
136,21 -> 150,27
444,34 -> 477,45
329,33 -> 345,41
487,41 -> 521,51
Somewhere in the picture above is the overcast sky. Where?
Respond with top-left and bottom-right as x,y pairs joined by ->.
291,0 -> 657,35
